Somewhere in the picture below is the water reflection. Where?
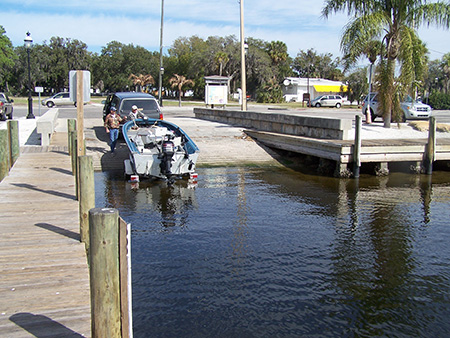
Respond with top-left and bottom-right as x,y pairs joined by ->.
94,168 -> 450,337
129,180 -> 198,228
330,174 -> 449,336
96,172 -> 198,229
231,168 -> 250,272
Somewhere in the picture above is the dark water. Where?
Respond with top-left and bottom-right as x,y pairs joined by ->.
95,168 -> 450,338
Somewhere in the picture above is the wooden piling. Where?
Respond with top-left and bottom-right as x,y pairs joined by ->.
70,131 -> 79,200
0,129 -> 10,181
89,208 -> 122,338
70,130 -> 77,175
8,120 -> 19,166
424,116 -> 436,175
79,156 -> 95,247
119,218 -> 132,338
68,118 -> 77,156
77,71 -> 86,157
353,115 -> 362,178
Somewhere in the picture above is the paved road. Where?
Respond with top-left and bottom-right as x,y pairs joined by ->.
11,104 -> 102,119
10,103 -> 450,123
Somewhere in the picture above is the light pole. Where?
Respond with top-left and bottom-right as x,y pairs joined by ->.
24,32 -> 34,119
240,0 -> 247,111
158,0 -> 164,107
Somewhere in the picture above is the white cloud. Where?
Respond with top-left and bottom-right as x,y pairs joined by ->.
2,0 -> 449,62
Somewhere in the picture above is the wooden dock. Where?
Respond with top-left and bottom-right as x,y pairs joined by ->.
245,130 -> 450,173
0,133 -> 90,337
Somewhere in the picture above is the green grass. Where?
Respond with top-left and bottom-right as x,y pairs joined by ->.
11,96 -> 30,105
11,95 -> 108,106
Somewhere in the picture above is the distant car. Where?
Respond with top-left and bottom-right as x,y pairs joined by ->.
42,92 -> 75,108
311,94 -> 344,108
102,92 -> 163,122
0,92 -> 14,121
361,92 -> 432,122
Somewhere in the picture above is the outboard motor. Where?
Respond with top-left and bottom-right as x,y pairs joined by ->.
160,140 -> 175,176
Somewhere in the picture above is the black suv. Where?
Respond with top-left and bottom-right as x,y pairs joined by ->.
0,92 -> 14,121
102,92 -> 163,121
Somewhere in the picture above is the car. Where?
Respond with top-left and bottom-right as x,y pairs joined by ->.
0,92 -> 14,121
102,92 -> 163,122
400,95 -> 432,120
310,94 -> 344,108
361,92 -> 432,122
42,92 -> 75,108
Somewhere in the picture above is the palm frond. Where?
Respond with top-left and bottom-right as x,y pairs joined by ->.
414,2 -> 450,28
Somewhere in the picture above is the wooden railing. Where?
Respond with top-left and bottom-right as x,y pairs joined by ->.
0,120 -> 19,182
70,118 -> 133,338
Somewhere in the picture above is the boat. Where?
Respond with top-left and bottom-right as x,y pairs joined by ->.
122,118 -> 199,181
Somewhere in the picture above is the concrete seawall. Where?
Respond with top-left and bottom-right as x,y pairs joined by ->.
194,108 -> 353,140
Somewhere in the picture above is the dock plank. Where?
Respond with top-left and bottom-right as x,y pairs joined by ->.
0,135 -> 90,337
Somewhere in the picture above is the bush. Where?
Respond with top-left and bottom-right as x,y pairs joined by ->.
256,87 -> 285,103
428,92 -> 450,110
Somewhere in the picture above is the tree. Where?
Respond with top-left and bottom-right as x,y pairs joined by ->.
440,53 -> 450,93
344,68 -> 368,104
266,41 -> 289,65
265,40 -> 294,90
92,41 -> 159,92
43,37 -> 91,92
214,52 -> 229,76
0,26 -> 17,91
168,36 -> 209,97
9,44 -> 53,95
323,0 -> 450,127
293,49 -> 343,80
129,74 -> 155,92
245,38 -> 274,99
425,59 -> 444,95
169,74 -> 194,107
256,76 -> 284,103
343,39 -> 383,123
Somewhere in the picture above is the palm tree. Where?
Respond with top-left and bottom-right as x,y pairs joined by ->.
323,0 -> 450,128
266,41 -> 289,65
441,53 -> 450,93
169,74 -> 194,107
129,73 -> 155,92
214,52 -> 229,76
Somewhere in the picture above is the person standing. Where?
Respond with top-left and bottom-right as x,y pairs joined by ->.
104,107 -> 123,153
128,105 -> 146,122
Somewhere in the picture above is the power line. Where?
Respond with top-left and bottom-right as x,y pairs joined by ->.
429,48 -> 447,55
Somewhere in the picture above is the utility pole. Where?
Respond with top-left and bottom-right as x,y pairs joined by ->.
158,0 -> 164,107
240,0 -> 247,111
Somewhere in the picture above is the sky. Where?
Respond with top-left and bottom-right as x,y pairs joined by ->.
2,0 -> 450,66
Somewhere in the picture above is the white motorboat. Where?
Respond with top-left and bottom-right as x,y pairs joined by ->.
122,118 -> 199,181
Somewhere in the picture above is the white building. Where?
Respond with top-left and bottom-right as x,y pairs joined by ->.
282,77 -> 348,102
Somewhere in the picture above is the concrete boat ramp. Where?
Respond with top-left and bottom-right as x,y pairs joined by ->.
82,112 -> 283,172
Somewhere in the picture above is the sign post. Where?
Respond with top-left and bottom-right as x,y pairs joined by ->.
35,86 -> 43,116
69,70 -> 91,157
77,71 -> 85,156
